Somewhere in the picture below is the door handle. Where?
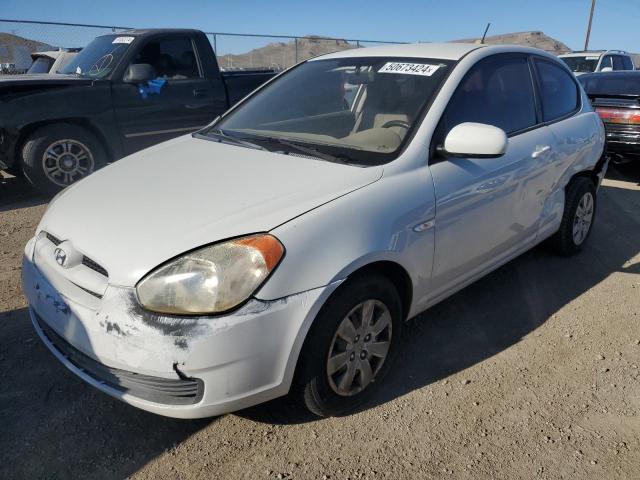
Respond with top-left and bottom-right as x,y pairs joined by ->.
193,88 -> 208,98
532,145 -> 551,158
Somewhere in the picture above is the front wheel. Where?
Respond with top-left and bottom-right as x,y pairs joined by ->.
548,176 -> 597,256
293,273 -> 403,417
21,123 -> 107,195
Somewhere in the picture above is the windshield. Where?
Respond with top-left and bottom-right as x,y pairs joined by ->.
560,56 -> 598,73
59,34 -> 134,78
579,73 -> 640,96
208,57 -> 453,165
27,57 -> 53,74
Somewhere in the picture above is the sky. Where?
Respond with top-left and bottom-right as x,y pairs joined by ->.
2,0 -> 640,54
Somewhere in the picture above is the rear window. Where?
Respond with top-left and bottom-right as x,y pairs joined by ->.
27,57 -> 52,74
560,56 -> 598,73
579,74 -> 640,96
535,59 -> 579,122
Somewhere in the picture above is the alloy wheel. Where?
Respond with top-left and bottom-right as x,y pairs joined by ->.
573,192 -> 594,245
326,299 -> 392,396
42,139 -> 95,187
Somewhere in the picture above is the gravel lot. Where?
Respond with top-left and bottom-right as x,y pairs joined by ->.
1,165 -> 639,480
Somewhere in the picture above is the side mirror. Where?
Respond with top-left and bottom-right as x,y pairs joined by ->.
123,63 -> 157,83
442,122 -> 508,158
600,66 -> 613,73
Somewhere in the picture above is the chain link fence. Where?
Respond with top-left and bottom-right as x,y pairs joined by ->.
0,19 -> 404,74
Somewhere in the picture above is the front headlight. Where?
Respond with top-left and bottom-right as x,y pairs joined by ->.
136,234 -> 284,315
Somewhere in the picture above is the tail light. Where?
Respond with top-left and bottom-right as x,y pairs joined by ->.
595,107 -> 640,125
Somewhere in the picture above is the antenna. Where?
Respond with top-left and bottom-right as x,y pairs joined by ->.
481,23 -> 491,44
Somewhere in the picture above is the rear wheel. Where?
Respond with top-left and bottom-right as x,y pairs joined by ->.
21,123 -> 107,195
293,273 -> 403,417
548,176 -> 597,256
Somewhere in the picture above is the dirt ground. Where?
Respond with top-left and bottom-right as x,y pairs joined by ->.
1,165 -> 639,480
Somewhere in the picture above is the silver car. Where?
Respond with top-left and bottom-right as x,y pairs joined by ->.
23,43 -> 606,418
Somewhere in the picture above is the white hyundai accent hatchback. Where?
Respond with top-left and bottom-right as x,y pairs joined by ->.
23,43 -> 606,418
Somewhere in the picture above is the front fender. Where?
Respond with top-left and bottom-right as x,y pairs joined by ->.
258,166 -> 437,318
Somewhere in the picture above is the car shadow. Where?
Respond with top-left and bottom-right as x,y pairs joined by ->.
241,175 -> 640,425
606,159 -> 640,185
0,307 -> 215,480
0,174 -> 48,212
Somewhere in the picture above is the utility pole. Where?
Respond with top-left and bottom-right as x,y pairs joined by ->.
584,0 -> 596,50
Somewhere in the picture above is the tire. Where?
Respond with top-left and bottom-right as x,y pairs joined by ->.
21,123 -> 107,195
548,176 -> 597,256
292,273 -> 403,417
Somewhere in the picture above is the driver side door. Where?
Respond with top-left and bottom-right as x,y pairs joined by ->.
112,34 -> 224,155
428,54 -> 556,303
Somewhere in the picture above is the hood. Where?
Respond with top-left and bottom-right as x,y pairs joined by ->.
39,135 -> 383,287
0,74 -> 92,88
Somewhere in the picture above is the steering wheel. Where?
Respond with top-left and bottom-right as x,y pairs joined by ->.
381,120 -> 410,130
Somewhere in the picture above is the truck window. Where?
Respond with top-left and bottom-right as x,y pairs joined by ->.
622,56 -> 635,70
600,55 -> 613,70
612,56 -> 625,71
560,56 -> 598,73
133,36 -> 200,80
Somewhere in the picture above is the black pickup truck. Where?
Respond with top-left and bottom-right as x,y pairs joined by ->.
579,71 -> 640,163
0,29 -> 277,193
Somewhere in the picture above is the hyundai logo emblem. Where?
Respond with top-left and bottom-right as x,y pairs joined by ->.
54,247 -> 67,267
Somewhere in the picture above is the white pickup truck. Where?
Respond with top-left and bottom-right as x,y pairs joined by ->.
559,50 -> 636,75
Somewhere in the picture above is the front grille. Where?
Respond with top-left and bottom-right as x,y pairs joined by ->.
46,232 -> 61,245
44,231 -> 109,278
72,282 -> 103,299
82,256 -> 108,277
34,313 -> 203,405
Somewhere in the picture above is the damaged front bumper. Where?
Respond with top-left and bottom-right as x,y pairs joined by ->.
22,256 -> 338,418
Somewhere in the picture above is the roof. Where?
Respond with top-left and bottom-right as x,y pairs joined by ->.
313,42 -> 561,62
314,43 -> 485,61
98,28 -> 202,38
559,50 -> 630,58
30,51 -> 62,60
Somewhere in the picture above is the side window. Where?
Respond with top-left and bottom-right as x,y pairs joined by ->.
534,59 -> 579,122
133,36 -> 199,80
600,55 -> 613,70
439,55 -> 537,136
612,56 -> 625,70
622,56 -> 635,70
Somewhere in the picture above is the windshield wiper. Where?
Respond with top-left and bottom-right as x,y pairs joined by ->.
251,136 -> 350,164
199,129 -> 267,151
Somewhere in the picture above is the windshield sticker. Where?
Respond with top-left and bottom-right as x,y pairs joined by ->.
112,36 -> 134,44
586,56 -> 599,60
378,62 -> 441,76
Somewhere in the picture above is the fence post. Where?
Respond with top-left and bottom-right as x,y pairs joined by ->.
213,33 -> 217,53
356,40 -> 360,48
294,38 -> 298,64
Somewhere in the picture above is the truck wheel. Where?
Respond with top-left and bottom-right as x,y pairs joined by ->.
293,273 -> 403,417
548,176 -> 597,256
21,124 -> 107,195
